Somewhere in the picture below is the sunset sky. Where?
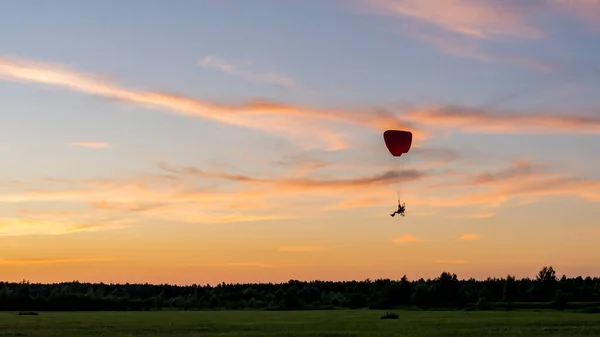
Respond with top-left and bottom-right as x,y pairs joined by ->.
2,0 -> 600,285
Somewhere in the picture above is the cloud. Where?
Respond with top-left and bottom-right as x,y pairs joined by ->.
552,0 -> 600,28
392,234 -> 422,243
403,105 -> 600,135
0,55 -> 419,151
184,261 -> 301,269
90,201 -> 167,212
210,213 -> 291,223
0,155 -> 595,239
412,32 -> 556,73
2,149 -> 596,235
412,159 -> 600,208
463,160 -> 546,187
0,215 -> 132,236
277,246 -> 325,252
157,161 -> 428,192
364,0 -> 543,39
413,31 -> 493,62
459,233 -> 480,241
0,161 -> 427,229
69,141 -> 110,148
426,159 -> 544,190
0,257 -> 116,265
269,152 -> 330,177
354,1 -> 595,73
200,55 -> 297,88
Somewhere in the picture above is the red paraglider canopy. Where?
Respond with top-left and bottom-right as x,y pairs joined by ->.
383,130 -> 412,157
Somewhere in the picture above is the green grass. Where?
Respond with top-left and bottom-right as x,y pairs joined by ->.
0,310 -> 599,336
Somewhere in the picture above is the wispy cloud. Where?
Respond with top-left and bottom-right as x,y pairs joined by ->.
403,105 -> 600,134
200,55 -> 297,88
412,32 -> 556,73
69,141 -> 110,148
553,0 -> 600,28
184,261 -> 301,269
459,233 -> 480,241
354,1 -> 583,73
157,161 -> 428,192
0,152 -> 430,234
0,215 -> 132,236
0,152 -> 600,239
364,0 -> 543,39
3,152 -> 597,234
0,257 -> 116,265
0,55 -> 418,151
392,234 -> 422,243
412,159 -> 600,208
277,246 -> 325,252
2,148 -> 597,237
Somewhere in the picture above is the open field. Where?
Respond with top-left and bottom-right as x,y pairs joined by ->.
1,310 -> 600,337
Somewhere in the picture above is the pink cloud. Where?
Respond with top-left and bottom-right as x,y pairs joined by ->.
69,141 -> 110,148
363,0 -> 543,39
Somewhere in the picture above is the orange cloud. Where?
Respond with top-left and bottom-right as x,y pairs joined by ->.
69,141 -> 110,148
200,55 -> 297,88
211,213 -> 291,223
3,154 -> 597,234
0,216 -> 132,236
184,261 -> 302,269
0,164 -> 421,228
459,233 -> 480,241
90,201 -> 166,212
0,55 -> 422,150
0,257 -> 116,265
277,246 -> 325,252
392,234 -> 422,243
404,105 -> 600,134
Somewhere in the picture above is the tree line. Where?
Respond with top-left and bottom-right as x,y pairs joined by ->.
1,266 -> 599,311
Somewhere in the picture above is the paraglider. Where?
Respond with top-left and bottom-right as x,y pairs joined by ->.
382,130 -> 413,217
390,202 -> 405,217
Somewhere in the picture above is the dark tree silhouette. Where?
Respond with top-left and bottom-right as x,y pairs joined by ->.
0,266 -> 598,311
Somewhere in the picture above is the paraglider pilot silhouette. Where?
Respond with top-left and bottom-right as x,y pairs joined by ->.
390,201 -> 405,217
383,129 -> 412,218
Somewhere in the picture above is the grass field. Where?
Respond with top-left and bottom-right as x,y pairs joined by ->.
1,310 -> 599,337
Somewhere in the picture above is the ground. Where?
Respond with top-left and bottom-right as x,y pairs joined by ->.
1,310 -> 599,336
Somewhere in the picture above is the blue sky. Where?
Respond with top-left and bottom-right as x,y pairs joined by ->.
1,0 -> 600,285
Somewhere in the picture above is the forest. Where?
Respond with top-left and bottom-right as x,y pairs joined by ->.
1,266 -> 599,312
